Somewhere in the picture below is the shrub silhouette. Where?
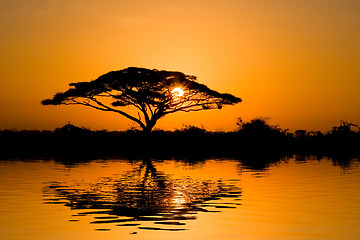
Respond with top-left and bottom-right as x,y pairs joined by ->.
236,117 -> 287,138
330,121 -> 359,137
175,124 -> 206,135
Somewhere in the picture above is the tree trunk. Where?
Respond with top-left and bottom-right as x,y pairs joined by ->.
143,117 -> 160,134
142,122 -> 155,134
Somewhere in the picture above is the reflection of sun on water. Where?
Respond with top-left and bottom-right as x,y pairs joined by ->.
171,87 -> 184,98
172,190 -> 187,210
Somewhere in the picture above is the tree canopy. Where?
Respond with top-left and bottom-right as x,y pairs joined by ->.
42,67 -> 242,132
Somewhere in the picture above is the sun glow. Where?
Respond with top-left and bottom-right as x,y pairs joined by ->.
171,190 -> 187,210
171,87 -> 184,98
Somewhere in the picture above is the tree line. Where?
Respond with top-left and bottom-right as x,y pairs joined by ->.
1,118 -> 359,162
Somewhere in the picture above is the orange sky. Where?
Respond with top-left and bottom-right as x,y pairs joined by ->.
1,0 -> 359,132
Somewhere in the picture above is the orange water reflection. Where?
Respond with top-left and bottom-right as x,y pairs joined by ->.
43,159 -> 241,231
0,157 -> 359,239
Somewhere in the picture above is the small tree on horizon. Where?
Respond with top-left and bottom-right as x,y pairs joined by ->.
42,67 -> 242,133
236,117 -> 288,137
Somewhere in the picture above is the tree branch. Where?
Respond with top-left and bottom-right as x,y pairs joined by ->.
69,97 -> 146,129
164,102 -> 218,114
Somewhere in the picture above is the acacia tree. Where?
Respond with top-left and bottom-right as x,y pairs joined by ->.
42,67 -> 242,133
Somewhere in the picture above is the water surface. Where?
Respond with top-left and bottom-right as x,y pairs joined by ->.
0,156 -> 359,239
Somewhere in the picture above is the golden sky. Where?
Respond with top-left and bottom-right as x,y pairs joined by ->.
1,0 -> 359,132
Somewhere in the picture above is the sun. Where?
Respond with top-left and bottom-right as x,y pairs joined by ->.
171,87 -> 184,97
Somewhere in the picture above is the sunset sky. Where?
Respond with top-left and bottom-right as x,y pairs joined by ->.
1,0 -> 359,132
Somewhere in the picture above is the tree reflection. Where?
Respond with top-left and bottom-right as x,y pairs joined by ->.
43,159 -> 241,231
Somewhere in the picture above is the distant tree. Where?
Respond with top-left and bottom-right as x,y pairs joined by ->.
330,121 -> 359,136
53,123 -> 90,136
42,67 -> 242,133
175,124 -> 207,135
236,117 -> 288,137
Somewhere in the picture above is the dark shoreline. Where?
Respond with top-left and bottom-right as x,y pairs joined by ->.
1,127 -> 359,170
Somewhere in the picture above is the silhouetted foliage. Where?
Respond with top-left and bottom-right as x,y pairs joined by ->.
234,117 -> 292,153
42,67 -> 241,133
53,123 -> 91,136
175,124 -> 206,135
236,117 -> 288,137
1,119 -> 359,169
330,120 -> 359,136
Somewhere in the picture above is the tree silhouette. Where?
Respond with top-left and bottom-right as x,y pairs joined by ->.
331,120 -> 359,136
42,67 -> 241,132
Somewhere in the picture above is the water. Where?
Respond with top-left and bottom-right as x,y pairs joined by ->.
0,156 -> 359,240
